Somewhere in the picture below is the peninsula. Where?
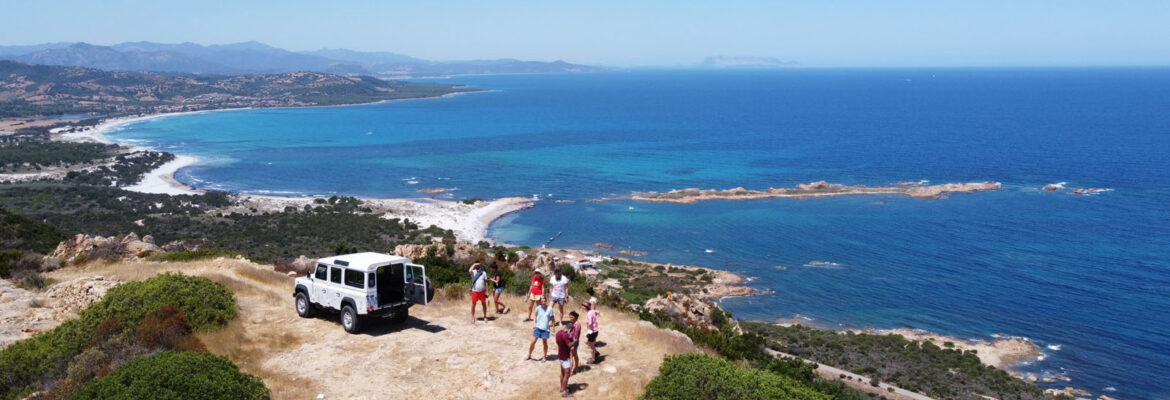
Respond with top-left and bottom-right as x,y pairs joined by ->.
598,180 -> 1003,204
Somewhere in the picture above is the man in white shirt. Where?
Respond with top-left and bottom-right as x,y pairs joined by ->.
548,266 -> 571,320
469,262 -> 489,324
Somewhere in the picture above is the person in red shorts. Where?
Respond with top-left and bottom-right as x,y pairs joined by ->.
525,270 -> 547,322
469,262 -> 489,324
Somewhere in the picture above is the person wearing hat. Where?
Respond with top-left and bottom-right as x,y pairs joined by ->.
525,269 -> 547,322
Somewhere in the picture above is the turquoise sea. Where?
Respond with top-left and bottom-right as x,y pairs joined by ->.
109,69 -> 1170,398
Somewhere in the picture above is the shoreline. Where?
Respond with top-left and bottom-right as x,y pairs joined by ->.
39,96 -> 1048,380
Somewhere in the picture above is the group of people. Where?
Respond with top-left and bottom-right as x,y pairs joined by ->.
468,262 -> 601,398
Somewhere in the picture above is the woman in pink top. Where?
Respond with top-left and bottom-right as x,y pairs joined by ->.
583,302 -> 600,364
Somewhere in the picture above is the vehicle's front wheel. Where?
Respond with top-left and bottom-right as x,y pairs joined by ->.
341,305 -> 361,334
295,292 -> 313,318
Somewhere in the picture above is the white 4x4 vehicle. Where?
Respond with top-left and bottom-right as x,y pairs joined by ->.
293,252 -> 434,333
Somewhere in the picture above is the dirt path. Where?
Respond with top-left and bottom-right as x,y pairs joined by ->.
46,258 -> 702,399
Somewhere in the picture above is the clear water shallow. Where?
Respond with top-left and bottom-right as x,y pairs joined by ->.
111,70 -> 1170,398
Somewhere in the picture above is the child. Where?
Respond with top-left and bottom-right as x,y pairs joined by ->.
585,287 -> 598,308
489,263 -> 509,314
525,270 -> 546,322
527,296 -> 555,361
584,301 -> 600,364
567,310 -> 582,373
555,325 -> 573,397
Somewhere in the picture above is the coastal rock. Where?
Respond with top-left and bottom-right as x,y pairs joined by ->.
393,243 -> 484,264
394,244 -> 429,260
290,255 -> 317,273
796,181 -> 834,191
1043,184 -> 1063,191
48,233 -> 165,265
617,249 -> 648,256
593,243 -> 615,249
644,293 -> 734,332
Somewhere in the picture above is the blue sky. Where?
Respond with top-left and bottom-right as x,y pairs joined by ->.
2,0 -> 1167,67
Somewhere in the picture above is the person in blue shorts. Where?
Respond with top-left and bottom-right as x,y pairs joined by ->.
526,296 -> 555,361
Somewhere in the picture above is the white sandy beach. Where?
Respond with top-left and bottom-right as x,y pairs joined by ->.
124,155 -> 203,195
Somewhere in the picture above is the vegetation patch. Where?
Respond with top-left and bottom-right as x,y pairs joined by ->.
642,353 -> 832,400
71,351 -> 269,400
0,273 -> 238,399
745,323 -> 1054,400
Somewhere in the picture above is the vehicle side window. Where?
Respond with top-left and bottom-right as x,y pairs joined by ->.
314,264 -> 327,280
368,272 -> 375,288
344,269 -> 363,289
330,267 -> 342,284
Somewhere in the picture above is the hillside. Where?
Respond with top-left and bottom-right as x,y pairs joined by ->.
9,257 -> 704,399
0,41 -> 603,78
0,60 -> 466,118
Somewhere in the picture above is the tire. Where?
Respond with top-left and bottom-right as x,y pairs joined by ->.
295,292 -> 313,318
341,305 -> 361,334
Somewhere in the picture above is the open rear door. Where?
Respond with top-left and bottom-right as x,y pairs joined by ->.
404,264 -> 429,305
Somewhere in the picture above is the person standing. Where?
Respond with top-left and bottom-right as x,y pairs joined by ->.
567,310 -> 582,373
525,270 -> 546,322
489,263 -> 509,314
469,262 -> 489,324
527,296 -> 555,361
584,301 -> 601,364
555,325 -> 573,397
549,267 -> 571,319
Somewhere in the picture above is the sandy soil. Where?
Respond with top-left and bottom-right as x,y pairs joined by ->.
40,258 -> 702,399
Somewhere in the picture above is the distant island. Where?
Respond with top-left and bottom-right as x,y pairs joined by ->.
0,41 -> 604,78
0,60 -> 469,120
701,55 -> 799,69
594,180 -> 1002,203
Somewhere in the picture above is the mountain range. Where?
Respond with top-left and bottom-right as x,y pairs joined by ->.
0,41 -> 601,77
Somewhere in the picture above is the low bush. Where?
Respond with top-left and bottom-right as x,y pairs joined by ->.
441,282 -> 468,301
641,353 -> 832,400
0,273 -> 236,399
71,351 -> 269,400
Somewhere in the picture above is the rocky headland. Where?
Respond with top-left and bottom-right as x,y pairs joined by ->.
599,180 -> 1003,204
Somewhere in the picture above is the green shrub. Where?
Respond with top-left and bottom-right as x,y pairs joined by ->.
641,353 -> 831,400
0,273 -> 236,399
71,351 -> 269,400
149,248 -> 238,262
508,269 -> 532,296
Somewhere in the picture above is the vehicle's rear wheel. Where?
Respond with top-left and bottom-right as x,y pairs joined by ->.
341,305 -> 361,333
295,292 -> 313,318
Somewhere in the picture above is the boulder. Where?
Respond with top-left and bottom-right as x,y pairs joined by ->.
644,293 -> 732,332
48,233 -> 165,264
1043,184 -> 1063,191
290,255 -> 317,273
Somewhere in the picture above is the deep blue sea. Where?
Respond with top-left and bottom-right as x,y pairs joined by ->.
109,69 -> 1170,398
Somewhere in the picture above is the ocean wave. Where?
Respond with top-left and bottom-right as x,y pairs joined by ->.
705,249 -> 715,253
774,265 -> 787,270
803,260 -> 843,268
1046,344 -> 1062,351
1103,387 -> 1116,392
